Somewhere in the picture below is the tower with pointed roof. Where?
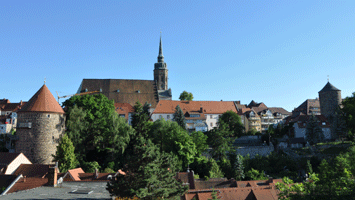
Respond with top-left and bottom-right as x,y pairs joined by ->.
154,36 -> 168,90
15,84 -> 65,164
318,81 -> 342,119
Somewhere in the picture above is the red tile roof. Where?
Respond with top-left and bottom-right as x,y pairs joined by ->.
66,168 -> 85,181
18,84 -> 65,114
115,103 -> 134,120
7,177 -> 48,194
13,164 -> 53,178
153,100 -> 238,114
78,172 -> 115,181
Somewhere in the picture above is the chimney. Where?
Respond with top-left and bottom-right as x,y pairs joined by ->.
48,167 -> 58,187
23,176 -> 26,182
268,177 -> 273,184
94,168 -> 99,179
200,107 -> 203,113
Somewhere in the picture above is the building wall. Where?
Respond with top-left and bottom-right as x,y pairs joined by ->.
5,153 -> 32,175
235,144 -> 274,158
319,90 -> 342,118
205,114 -> 221,130
15,112 -> 65,164
151,113 -> 173,121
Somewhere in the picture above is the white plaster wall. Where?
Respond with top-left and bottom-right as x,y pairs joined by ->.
294,124 -> 306,138
205,114 -> 221,130
5,153 -> 32,174
151,113 -> 173,122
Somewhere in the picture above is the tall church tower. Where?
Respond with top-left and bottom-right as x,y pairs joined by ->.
154,36 -> 168,90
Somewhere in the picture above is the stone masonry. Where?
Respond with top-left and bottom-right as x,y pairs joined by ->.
16,112 -> 65,164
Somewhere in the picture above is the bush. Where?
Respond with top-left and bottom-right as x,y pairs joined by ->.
81,161 -> 100,173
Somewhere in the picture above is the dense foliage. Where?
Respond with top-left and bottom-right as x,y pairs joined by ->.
173,105 -> 186,129
52,134 -> 78,172
305,115 -> 324,145
342,92 -> 355,141
179,91 -> 193,101
277,147 -> 355,199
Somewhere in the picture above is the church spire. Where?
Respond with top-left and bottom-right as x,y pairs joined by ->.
158,34 -> 164,63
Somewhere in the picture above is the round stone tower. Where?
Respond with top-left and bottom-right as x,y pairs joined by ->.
318,82 -> 342,119
16,84 -> 65,164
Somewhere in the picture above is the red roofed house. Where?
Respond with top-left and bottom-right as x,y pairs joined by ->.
0,99 -> 27,137
152,100 -> 239,131
114,103 -> 134,125
178,171 -> 282,200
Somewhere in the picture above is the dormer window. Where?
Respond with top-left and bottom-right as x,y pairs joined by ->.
137,90 -> 140,93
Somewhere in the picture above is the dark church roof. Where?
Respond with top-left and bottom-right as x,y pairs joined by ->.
78,79 -> 162,108
319,82 -> 340,93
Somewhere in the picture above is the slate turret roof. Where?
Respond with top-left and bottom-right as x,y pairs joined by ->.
319,82 -> 340,93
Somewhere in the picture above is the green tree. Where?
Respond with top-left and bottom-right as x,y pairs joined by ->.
342,93 -> 355,141
63,94 -> 117,165
148,119 -> 196,170
173,105 -> 186,129
245,168 -> 267,180
331,107 -> 347,141
131,101 -> 151,137
207,122 -> 236,161
190,156 -> 224,179
106,135 -> 187,199
209,188 -> 218,200
307,159 -> 313,175
179,91 -> 194,101
218,110 -> 244,137
191,131 -> 208,156
52,134 -> 78,172
305,115 -> 324,145
105,114 -> 135,166
235,154 -> 245,180
81,161 -> 101,173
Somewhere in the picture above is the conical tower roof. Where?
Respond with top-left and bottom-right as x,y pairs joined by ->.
319,82 -> 340,93
18,84 -> 65,114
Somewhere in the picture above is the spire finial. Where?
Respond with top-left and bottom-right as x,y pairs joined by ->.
158,33 -> 164,63
44,77 -> 46,85
327,75 -> 329,82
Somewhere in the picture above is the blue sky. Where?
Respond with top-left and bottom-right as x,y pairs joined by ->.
1,0 -> 354,112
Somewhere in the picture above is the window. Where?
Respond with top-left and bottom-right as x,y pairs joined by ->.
167,115 -> 170,119
47,114 -> 51,118
119,114 -> 125,118
210,122 -> 213,127
159,115 -> 162,119
210,115 -> 213,119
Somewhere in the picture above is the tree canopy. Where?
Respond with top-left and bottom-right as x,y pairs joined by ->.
107,133 -> 187,199
179,91 -> 194,101
148,119 -> 197,170
305,115 -> 324,145
173,105 -> 186,129
217,110 -> 244,137
52,134 -> 78,173
63,94 -> 132,168
342,92 -> 355,141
